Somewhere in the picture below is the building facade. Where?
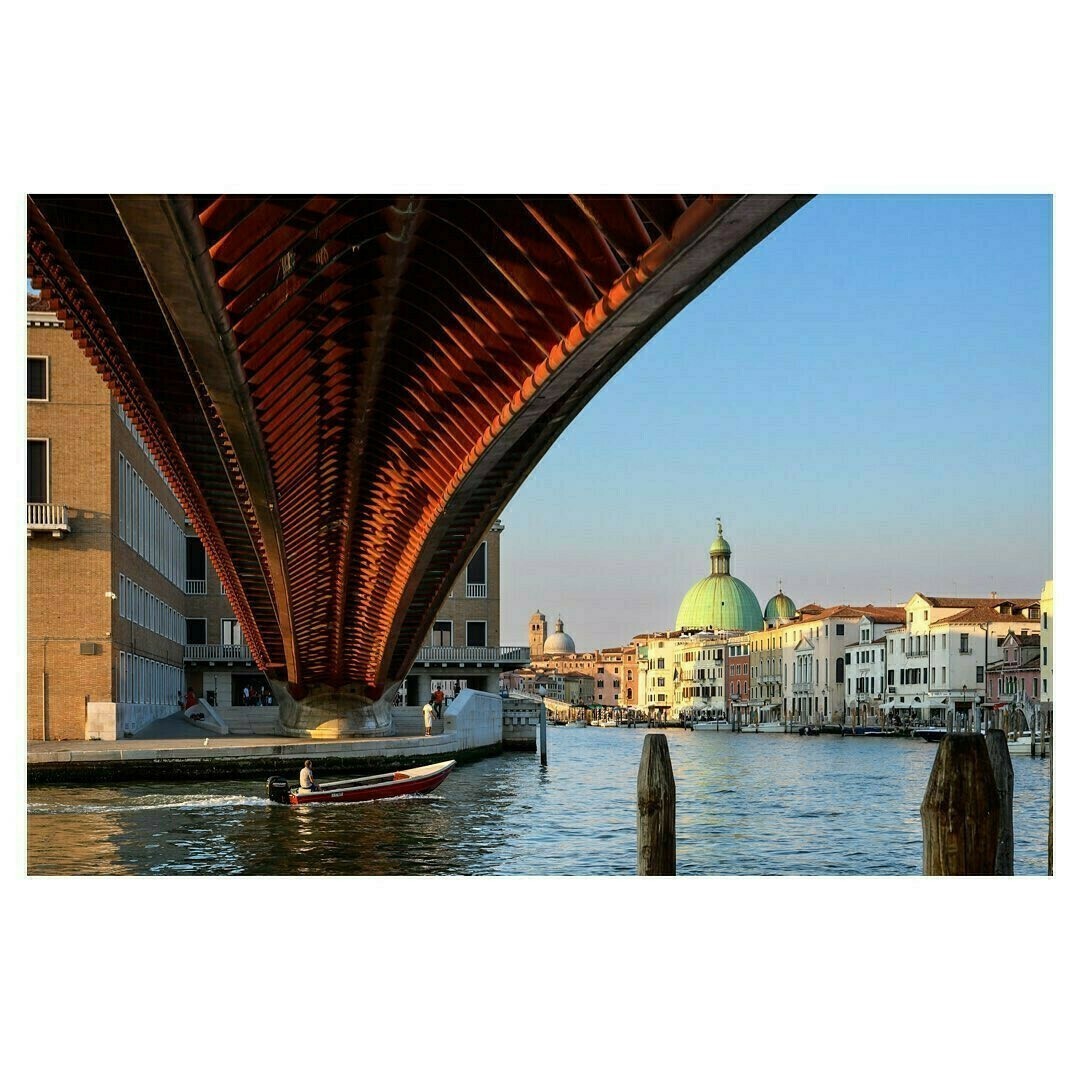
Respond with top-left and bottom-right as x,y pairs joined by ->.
780,604 -> 906,722
1040,579 -> 1053,720
725,635 -> 751,720
636,631 -> 683,717
672,630 -> 731,719
881,594 -> 1040,723
28,299 -> 188,740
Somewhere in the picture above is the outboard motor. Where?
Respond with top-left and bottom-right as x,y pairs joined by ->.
266,776 -> 292,804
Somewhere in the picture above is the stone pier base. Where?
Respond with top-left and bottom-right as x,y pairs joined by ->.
270,681 -> 401,738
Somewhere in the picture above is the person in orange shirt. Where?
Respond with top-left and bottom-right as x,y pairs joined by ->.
433,687 -> 445,719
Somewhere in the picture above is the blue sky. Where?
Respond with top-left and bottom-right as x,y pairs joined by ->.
498,195 -> 1053,650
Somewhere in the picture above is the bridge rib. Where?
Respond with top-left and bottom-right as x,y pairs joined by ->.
110,195 -> 304,691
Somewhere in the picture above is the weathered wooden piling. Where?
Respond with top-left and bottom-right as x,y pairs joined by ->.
1048,724 -> 1053,875
538,698 -> 548,767
920,734 -> 1000,875
637,732 -> 676,875
984,728 -> 1014,875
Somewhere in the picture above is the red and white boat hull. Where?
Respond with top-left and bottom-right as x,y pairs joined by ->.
267,759 -> 456,806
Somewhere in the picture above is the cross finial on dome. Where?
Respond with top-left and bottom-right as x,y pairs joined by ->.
716,516 -> 723,536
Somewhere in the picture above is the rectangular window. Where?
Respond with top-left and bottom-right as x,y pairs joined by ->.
27,439 -> 49,502
222,619 -> 244,646
1043,647 -> 1047,664
976,665 -> 984,684
28,356 -> 48,400
887,669 -> 894,686
466,621 -> 487,648
960,633 -> 970,653
186,536 -> 206,581
431,620 -> 452,647
185,618 -> 207,645
465,542 -> 487,597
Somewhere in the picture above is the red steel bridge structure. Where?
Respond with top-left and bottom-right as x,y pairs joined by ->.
27,194 -> 811,733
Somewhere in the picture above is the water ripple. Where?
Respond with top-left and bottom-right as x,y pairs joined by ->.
26,728 -> 1052,875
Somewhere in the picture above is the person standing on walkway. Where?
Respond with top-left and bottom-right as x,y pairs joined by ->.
423,700 -> 435,736
433,687 -> 445,719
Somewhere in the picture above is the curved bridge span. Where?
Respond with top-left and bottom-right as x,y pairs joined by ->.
28,194 -> 811,733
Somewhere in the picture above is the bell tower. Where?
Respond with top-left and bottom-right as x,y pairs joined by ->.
529,611 -> 548,659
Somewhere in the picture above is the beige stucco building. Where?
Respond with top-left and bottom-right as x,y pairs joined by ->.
1040,579 -> 1053,718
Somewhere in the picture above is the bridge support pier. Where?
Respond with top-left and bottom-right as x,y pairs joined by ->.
271,681 -> 400,739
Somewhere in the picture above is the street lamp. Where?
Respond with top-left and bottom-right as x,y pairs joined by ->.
105,590 -> 119,703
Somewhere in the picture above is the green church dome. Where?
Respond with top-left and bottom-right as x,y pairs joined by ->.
764,589 -> 797,622
675,520 -> 763,632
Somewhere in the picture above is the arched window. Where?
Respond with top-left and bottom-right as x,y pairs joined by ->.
835,657 -> 844,684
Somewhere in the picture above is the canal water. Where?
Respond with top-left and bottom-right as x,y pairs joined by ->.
26,727 -> 1051,875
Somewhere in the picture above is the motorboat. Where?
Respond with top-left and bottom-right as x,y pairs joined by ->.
690,718 -> 729,731
913,727 -> 949,742
747,720 -> 785,733
598,717 -> 618,728
267,759 -> 456,805
1006,732 -> 1051,758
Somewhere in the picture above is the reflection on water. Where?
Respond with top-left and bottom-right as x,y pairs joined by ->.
26,728 -> 1051,876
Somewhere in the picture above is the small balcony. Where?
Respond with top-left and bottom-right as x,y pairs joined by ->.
27,503 -> 70,538
185,579 -> 208,595
465,583 -> 488,599
184,643 -> 252,663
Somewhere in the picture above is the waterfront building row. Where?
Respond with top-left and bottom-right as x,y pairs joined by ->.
513,518 -> 1052,728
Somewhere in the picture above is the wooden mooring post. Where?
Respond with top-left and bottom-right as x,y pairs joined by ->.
984,728 -> 1014,875
920,734 -> 999,875
637,732 -> 675,875
538,697 -> 548,767
1048,718 -> 1053,875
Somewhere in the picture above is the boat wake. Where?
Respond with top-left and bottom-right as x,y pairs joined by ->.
27,793 -> 267,815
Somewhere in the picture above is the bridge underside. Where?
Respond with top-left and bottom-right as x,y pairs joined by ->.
28,194 -> 810,732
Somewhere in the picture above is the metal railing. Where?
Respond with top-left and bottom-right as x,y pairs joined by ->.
465,583 -> 488,598
413,645 -> 529,664
27,503 -> 69,535
185,579 -> 207,595
184,643 -> 252,662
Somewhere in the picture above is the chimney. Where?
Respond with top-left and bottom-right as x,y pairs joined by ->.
990,591 -> 998,600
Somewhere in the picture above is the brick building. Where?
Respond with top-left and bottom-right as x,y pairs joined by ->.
27,297 -> 187,740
